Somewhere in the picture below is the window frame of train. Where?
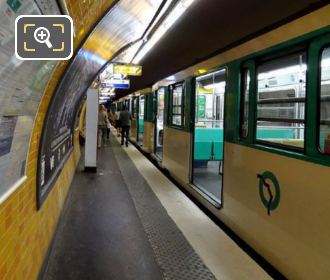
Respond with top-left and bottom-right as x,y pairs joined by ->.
129,97 -> 134,115
132,96 -> 139,119
309,34 -> 330,160
168,82 -> 185,129
124,99 -> 130,111
238,30 -> 330,166
240,48 -> 308,153
318,45 -> 330,154
239,60 -> 256,143
256,51 -> 307,152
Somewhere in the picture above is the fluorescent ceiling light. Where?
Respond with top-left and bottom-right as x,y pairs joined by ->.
165,75 -> 176,81
258,64 -> 307,80
132,0 -> 195,64
196,69 -> 226,81
204,82 -> 226,90
321,57 -> 330,67
142,1 -> 173,40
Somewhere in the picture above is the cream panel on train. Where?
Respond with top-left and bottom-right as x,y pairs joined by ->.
142,121 -> 154,153
163,127 -> 192,186
220,142 -> 330,280
130,119 -> 138,143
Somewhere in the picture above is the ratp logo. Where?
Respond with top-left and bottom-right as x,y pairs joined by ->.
15,15 -> 73,60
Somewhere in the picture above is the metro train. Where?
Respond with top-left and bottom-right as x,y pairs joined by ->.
111,7 -> 330,280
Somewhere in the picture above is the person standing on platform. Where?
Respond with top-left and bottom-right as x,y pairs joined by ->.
119,105 -> 132,147
98,105 -> 109,148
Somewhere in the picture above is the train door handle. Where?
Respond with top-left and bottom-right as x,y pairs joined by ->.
257,174 -> 274,216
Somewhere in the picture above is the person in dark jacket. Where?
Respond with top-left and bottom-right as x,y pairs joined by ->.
119,105 -> 132,147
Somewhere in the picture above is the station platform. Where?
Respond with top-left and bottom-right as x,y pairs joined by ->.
40,131 -> 271,280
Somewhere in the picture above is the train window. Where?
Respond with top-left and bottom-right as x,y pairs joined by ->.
319,47 -> 330,154
240,69 -> 250,139
195,69 -> 226,128
169,83 -> 185,127
125,99 -> 130,111
130,99 -> 134,114
132,97 -> 138,118
139,96 -> 145,120
256,52 -> 306,151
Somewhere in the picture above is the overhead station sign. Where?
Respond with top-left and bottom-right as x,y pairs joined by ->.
113,64 -> 142,76
102,79 -> 130,89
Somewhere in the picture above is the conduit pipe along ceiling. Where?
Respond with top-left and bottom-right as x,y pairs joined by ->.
38,0 -> 193,205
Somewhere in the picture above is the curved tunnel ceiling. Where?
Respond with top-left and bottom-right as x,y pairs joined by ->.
64,0 -> 118,49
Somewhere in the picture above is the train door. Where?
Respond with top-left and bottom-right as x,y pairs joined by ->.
192,69 -> 226,204
154,88 -> 165,159
138,95 -> 145,146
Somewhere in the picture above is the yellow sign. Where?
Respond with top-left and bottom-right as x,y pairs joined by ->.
113,64 -> 142,76
197,87 -> 213,94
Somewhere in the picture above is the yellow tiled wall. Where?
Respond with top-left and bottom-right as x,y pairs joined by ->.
0,125 -> 80,280
66,0 -> 116,48
0,1 -> 116,279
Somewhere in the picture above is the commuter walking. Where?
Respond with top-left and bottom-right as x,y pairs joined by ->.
106,109 -> 113,139
108,110 -> 115,126
98,105 -> 109,148
119,105 -> 132,147
115,110 -> 121,137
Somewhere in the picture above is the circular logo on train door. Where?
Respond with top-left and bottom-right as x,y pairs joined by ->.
258,171 -> 281,212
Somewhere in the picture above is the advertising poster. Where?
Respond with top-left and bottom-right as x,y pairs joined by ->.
0,0 -> 59,199
37,48 -> 105,207
197,95 -> 206,118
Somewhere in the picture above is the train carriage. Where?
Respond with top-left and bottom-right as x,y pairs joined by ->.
117,6 -> 330,279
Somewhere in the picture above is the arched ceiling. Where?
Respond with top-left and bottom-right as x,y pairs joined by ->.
64,0 -> 117,49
